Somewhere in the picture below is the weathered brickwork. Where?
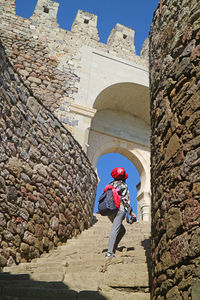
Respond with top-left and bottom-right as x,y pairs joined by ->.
0,0 -> 148,131
0,41 -> 97,267
150,0 -> 200,299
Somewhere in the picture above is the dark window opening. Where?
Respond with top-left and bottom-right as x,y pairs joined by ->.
123,34 -> 127,39
84,19 -> 89,24
43,6 -> 49,13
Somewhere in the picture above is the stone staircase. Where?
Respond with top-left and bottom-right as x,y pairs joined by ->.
0,214 -> 151,300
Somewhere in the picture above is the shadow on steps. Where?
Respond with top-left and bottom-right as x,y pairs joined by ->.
141,238 -> 152,291
0,272 -> 108,300
92,215 -> 99,225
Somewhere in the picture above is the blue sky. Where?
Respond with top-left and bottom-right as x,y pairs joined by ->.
16,0 -> 159,54
95,154 -> 140,213
15,0 -> 158,214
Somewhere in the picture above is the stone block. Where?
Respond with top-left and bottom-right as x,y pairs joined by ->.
28,76 -> 41,84
27,96 -> 40,117
192,182 -> 200,195
181,198 -> 200,229
189,228 -> 200,257
166,286 -> 181,300
170,232 -> 189,265
192,279 -> 200,300
165,207 -> 182,239
6,157 -> 22,177
160,251 -> 172,270
0,255 -> 7,267
165,134 -> 181,162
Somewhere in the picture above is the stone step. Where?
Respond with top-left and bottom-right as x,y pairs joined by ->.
1,214 -> 151,300
3,260 -> 68,271
103,270 -> 149,288
100,289 -> 150,300
95,222 -> 150,229
29,272 -> 65,282
81,227 -> 150,236
32,252 -> 149,266
47,240 -> 150,252
73,236 -> 150,246
0,290 -> 150,300
4,257 -> 149,277
0,277 -> 55,286
0,273 -> 29,281
0,275 -> 150,300
65,235 -> 151,244
49,244 -> 150,256
99,261 -> 149,274
63,270 -> 149,291
64,261 -> 149,274
29,254 -> 149,271
93,214 -> 151,225
3,264 -> 66,275
0,272 -> 65,282
89,221 -> 151,229
64,272 -> 103,291
0,284 -> 78,300
89,218 -> 150,227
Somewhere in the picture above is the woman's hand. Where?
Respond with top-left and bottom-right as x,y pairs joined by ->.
131,212 -> 136,219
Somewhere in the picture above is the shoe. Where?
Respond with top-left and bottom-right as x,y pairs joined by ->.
105,252 -> 116,258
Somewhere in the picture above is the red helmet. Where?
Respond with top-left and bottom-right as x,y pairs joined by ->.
111,167 -> 128,180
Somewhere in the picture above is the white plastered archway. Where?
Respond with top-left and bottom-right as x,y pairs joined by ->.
87,132 -> 151,221
69,47 -> 151,220
85,81 -> 151,221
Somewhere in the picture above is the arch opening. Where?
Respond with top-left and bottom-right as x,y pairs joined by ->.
87,81 -> 151,221
94,153 -> 140,216
88,141 -> 150,221
93,82 -> 150,126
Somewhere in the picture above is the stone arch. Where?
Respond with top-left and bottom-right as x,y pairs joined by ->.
69,46 -> 149,153
87,81 -> 151,221
89,140 -> 146,189
88,136 -> 150,221
93,82 -> 150,125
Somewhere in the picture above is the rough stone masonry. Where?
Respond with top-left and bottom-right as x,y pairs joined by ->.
149,0 -> 200,299
0,40 -> 97,267
0,0 -> 148,132
0,0 -> 149,268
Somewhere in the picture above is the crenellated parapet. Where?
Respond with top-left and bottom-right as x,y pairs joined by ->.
30,0 -> 59,25
140,37 -> 149,61
0,0 -> 148,63
107,23 -> 136,55
71,10 -> 99,41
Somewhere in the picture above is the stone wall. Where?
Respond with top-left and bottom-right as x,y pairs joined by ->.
0,41 -> 97,267
150,0 -> 200,299
0,0 -> 149,132
0,1 -> 152,223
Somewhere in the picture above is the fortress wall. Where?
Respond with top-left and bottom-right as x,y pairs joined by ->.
0,0 -> 149,133
0,41 -> 97,267
0,0 -> 79,127
149,0 -> 200,299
